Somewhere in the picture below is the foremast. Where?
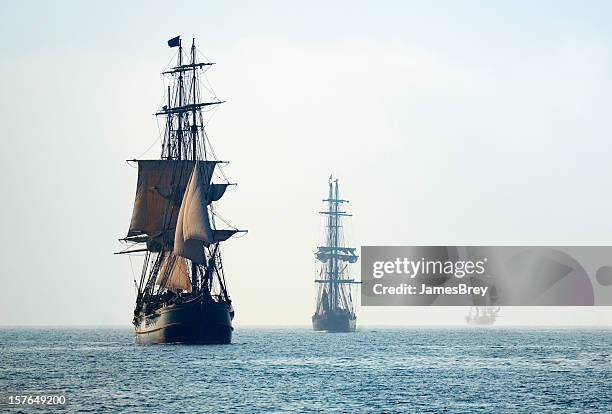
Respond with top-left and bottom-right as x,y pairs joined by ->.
119,37 -> 244,319
315,177 -> 359,316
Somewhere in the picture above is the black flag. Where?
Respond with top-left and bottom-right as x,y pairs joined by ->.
167,36 -> 181,48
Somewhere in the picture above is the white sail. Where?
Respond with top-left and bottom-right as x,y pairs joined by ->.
174,163 -> 238,263
156,253 -> 192,292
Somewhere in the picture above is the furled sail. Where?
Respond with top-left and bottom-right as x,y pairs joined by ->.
156,252 -> 192,292
174,163 -> 238,263
127,160 -> 219,243
315,246 -> 359,263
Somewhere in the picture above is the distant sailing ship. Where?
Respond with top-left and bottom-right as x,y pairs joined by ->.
464,259 -> 500,326
118,36 -> 245,344
465,306 -> 500,325
312,177 -> 359,332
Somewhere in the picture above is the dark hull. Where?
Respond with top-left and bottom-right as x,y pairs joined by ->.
312,312 -> 356,332
134,297 -> 233,344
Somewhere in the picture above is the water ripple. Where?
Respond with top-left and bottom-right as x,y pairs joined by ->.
0,327 -> 610,413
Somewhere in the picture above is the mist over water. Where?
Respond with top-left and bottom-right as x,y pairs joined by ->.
1,327 -> 610,413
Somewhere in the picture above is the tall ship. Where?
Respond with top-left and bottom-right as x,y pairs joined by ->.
312,176 -> 359,332
118,36 -> 245,344
465,306 -> 500,326
465,262 -> 499,325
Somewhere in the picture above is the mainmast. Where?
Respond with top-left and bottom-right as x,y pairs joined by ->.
190,39 -> 198,161
189,38 -> 198,292
177,39 -> 183,160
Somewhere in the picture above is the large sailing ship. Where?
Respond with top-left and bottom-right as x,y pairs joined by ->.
118,36 -> 245,344
312,177 -> 359,332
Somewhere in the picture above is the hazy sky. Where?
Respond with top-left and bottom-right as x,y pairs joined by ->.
1,1 -> 611,326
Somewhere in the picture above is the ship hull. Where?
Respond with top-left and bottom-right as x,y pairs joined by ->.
465,316 -> 496,326
134,298 -> 233,344
312,312 -> 356,332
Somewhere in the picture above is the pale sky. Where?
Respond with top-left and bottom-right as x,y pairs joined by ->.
1,1 -> 611,326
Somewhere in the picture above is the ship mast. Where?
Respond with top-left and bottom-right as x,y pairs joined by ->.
189,38 -> 199,292
177,39 -> 183,159
327,179 -> 341,309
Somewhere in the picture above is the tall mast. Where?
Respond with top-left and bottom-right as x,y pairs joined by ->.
190,38 -> 199,292
327,178 -> 335,309
177,39 -> 184,160
191,38 -> 198,161
332,179 -> 340,309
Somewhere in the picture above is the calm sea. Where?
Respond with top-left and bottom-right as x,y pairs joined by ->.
0,327 -> 610,413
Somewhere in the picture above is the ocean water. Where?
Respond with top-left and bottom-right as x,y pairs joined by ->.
0,327 -> 610,413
